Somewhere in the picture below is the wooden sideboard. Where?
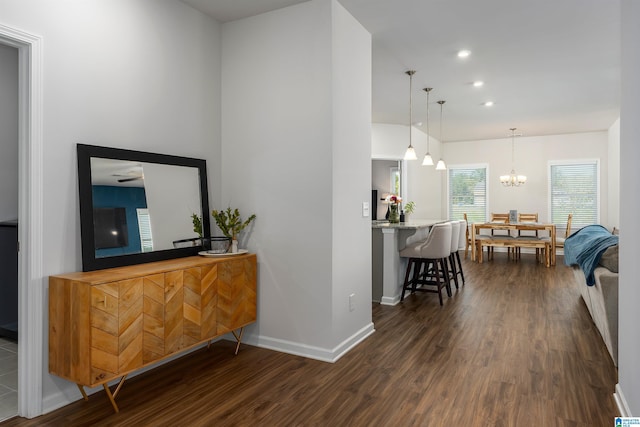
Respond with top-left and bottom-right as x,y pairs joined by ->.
49,254 -> 256,412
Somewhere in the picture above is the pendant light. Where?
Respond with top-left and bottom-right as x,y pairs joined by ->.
500,128 -> 527,186
421,87 -> 434,166
404,70 -> 418,160
435,100 -> 447,170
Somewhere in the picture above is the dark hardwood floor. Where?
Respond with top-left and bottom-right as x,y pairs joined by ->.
3,253 -> 618,426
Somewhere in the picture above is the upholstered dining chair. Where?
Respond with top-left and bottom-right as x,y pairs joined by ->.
399,222 -> 452,305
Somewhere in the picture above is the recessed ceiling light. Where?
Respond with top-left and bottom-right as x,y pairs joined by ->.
457,50 -> 471,58
484,101 -> 494,107
473,81 -> 484,87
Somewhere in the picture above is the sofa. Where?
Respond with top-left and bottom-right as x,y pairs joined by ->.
567,227 -> 619,366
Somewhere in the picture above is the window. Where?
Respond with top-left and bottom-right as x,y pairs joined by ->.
448,165 -> 488,222
549,160 -> 599,228
136,208 -> 154,252
390,166 -> 400,196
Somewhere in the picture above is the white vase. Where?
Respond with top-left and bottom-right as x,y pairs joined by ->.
231,239 -> 238,253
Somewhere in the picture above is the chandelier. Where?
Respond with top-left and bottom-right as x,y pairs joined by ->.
500,128 -> 526,187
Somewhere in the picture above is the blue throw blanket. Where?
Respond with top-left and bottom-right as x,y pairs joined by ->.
564,225 -> 618,286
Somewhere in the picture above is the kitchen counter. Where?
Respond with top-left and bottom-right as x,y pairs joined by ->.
371,219 -> 444,230
371,219 -> 445,305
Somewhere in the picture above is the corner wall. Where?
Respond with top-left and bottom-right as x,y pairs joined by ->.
608,118 -> 620,229
616,0 -> 640,416
221,0 -> 373,360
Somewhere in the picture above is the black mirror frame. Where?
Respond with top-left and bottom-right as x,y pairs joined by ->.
77,144 -> 211,271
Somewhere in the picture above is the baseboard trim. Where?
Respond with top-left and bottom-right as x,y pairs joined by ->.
380,296 -> 399,306
615,383 -> 632,417
241,322 -> 375,363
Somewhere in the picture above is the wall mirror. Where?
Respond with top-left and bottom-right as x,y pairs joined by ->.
77,144 -> 211,271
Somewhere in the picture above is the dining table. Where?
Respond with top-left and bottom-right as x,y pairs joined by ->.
470,221 -> 557,266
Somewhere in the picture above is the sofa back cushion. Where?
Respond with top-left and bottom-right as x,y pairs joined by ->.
599,244 -> 619,273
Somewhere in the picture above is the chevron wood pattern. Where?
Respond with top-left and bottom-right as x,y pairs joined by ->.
49,254 -> 256,402
90,283 -> 119,384
183,267 -> 203,347
164,270 -> 184,355
218,258 -> 257,335
143,273 -> 165,363
200,265 -> 218,339
118,279 -> 143,373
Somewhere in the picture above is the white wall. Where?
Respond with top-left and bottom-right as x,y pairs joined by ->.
372,123 -> 445,219
442,131 -> 610,227
617,0 -> 640,416
330,1 -> 372,346
0,0 -> 221,412
608,118 -> 620,229
221,0 -> 373,360
0,43 -> 18,222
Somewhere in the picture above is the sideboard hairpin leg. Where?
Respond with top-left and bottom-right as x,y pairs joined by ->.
77,384 -> 88,401
102,375 -> 128,413
231,327 -> 245,355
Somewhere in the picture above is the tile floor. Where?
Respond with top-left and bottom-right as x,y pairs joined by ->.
0,337 -> 18,422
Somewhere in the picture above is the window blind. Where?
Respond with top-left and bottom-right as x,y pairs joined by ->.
136,208 -> 154,252
549,161 -> 599,228
448,166 -> 487,222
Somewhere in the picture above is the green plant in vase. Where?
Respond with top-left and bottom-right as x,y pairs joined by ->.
403,201 -> 416,222
403,201 -> 416,215
211,207 -> 256,252
387,195 -> 401,223
191,213 -> 203,238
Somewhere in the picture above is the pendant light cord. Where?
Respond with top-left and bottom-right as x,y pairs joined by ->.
408,71 -> 414,147
510,128 -> 516,171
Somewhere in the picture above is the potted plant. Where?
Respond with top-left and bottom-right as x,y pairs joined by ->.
211,207 -> 256,253
192,213 -> 203,238
403,201 -> 416,222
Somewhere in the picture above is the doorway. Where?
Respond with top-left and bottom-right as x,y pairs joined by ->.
371,158 -> 405,220
0,41 -> 19,422
0,22 -> 45,419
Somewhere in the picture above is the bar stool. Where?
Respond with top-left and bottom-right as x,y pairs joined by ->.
447,221 -> 461,290
454,219 -> 466,285
399,222 -> 452,305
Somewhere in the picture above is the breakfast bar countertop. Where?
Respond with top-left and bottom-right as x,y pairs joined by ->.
371,219 -> 444,229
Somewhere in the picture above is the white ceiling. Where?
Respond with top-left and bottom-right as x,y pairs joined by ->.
181,0 -> 621,142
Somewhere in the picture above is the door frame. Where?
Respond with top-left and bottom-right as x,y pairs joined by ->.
0,23 -> 44,418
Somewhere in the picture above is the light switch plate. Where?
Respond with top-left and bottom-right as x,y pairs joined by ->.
362,202 -> 370,217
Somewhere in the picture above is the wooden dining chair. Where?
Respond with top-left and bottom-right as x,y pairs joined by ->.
489,213 -> 514,259
463,213 -> 471,258
555,214 -> 573,249
516,213 -> 541,261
